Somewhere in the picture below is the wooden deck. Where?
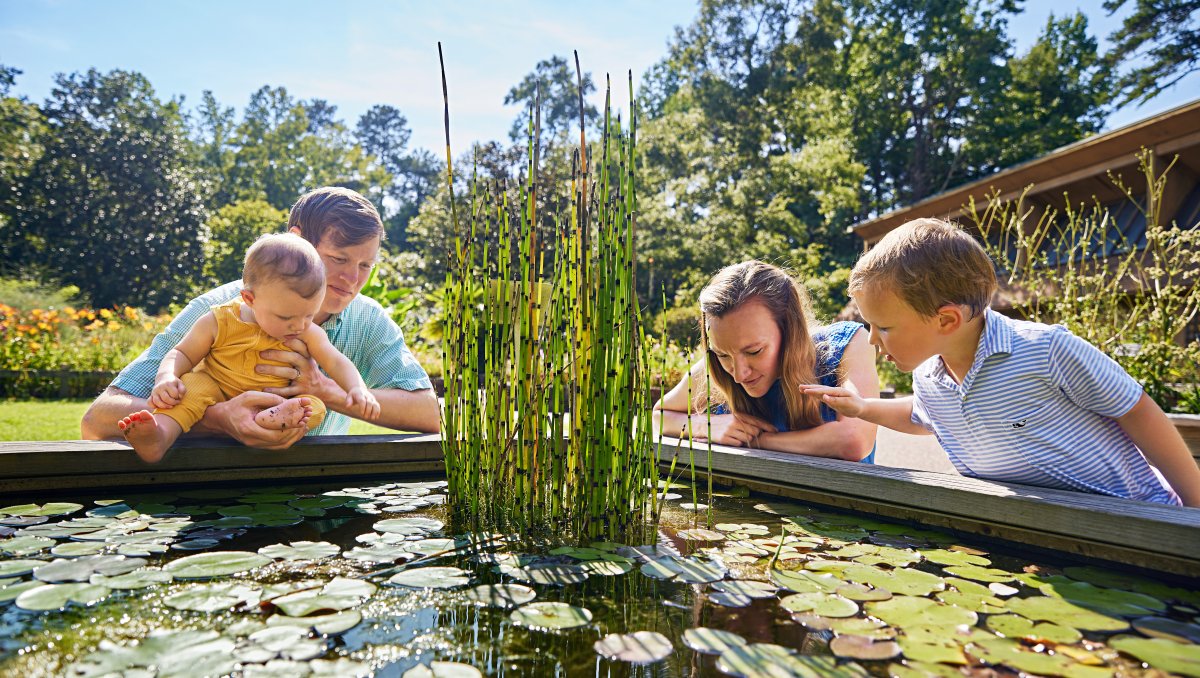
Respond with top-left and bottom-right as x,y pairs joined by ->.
0,435 -> 1197,576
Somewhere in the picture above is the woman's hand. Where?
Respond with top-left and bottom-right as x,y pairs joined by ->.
688,413 -> 777,447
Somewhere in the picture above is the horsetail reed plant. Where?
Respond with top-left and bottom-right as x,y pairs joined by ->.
438,48 -> 656,542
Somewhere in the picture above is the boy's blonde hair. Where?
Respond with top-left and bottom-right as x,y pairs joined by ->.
849,218 -> 997,318
243,233 -> 326,299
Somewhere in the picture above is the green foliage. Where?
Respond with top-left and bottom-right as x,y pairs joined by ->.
655,305 -> 701,347
1104,0 -> 1200,105
0,278 -> 83,312
202,199 -> 288,286
969,150 -> 1200,412
503,55 -> 598,143
355,105 -> 443,247
0,66 -> 45,214
0,68 -> 209,312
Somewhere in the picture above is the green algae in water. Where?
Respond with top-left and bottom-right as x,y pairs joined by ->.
0,478 -> 1197,676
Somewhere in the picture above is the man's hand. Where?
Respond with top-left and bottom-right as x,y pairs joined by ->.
688,413 -> 777,447
800,384 -> 867,418
258,343 -> 344,405
202,391 -> 306,450
149,376 -> 185,410
347,386 -> 381,421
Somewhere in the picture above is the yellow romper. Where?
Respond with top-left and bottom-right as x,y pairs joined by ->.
155,298 -> 327,433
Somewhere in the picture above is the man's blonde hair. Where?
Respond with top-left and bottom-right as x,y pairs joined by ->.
243,233 -> 325,299
849,218 -> 997,318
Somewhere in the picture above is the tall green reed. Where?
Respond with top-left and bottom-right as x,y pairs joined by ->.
439,46 -> 656,542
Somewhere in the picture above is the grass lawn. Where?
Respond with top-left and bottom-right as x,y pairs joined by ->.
0,399 -> 405,441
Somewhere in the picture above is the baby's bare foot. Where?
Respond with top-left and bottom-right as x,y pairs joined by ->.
256,397 -> 312,431
119,410 -> 169,463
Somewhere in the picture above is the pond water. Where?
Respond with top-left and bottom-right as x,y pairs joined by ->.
0,475 -> 1197,677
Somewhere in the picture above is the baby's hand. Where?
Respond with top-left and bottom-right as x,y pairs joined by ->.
150,376 -> 186,410
347,386 -> 380,421
801,384 -> 867,418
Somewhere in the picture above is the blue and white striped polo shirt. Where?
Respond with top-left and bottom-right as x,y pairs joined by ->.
910,309 -> 1180,505
112,280 -> 433,435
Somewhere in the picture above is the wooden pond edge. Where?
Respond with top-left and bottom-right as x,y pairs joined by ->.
0,435 -> 1197,576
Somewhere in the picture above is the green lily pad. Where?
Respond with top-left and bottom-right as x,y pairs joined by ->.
258,541 -> 340,561
1110,634 -> 1200,676
165,551 -> 272,579
920,548 -> 991,567
509,601 -> 592,630
679,528 -> 726,542
895,638 -> 966,665
0,580 -> 44,603
710,591 -> 753,607
985,614 -> 1082,644
771,568 -> 841,594
844,565 -> 946,597
683,627 -> 748,655
1063,566 -> 1200,607
836,583 -> 892,602
15,582 -> 110,611
1038,580 -> 1166,617
717,644 -> 869,678
509,564 -> 588,586
165,582 -> 262,612
583,560 -> 632,576
0,559 -> 46,577
1132,616 -> 1200,644
373,517 -> 444,535
401,662 -> 483,678
830,634 -> 902,661
344,543 -> 417,564
51,542 -> 106,557
1,535 -> 54,556
866,595 -> 979,628
0,502 -> 83,517
463,583 -> 536,608
549,546 -> 606,560
68,630 -> 236,677
712,579 -> 778,599
967,637 -> 1113,677
640,556 -> 725,583
389,566 -> 472,589
246,625 -> 326,661
942,564 -> 1015,583
887,660 -> 968,678
89,568 -> 173,589
594,631 -> 673,664
935,588 -> 1006,614
793,615 -> 895,639
266,609 -> 362,635
781,592 -> 859,618
1006,594 -> 1129,632
273,577 -> 376,616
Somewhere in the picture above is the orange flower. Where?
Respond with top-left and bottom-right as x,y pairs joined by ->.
99,308 -> 114,319
106,320 -> 121,331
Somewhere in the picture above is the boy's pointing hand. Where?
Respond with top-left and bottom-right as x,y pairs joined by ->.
801,384 -> 867,418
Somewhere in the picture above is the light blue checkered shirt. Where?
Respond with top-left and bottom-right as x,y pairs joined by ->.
111,280 -> 432,435
910,309 -> 1180,505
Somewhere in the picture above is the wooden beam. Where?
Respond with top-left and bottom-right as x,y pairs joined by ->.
655,437 -> 1200,576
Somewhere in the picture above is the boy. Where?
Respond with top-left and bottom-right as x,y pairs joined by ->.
803,218 -> 1200,507
118,233 -> 380,462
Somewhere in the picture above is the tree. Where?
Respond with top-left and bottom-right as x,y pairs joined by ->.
191,90 -> 236,207
1105,0 -> 1200,104
0,65 -> 46,246
202,199 -> 289,286
0,69 -> 209,311
504,56 -> 599,143
355,105 -> 443,247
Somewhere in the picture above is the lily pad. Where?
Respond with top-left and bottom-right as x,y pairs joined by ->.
373,517 -> 444,535
844,565 -> 946,597
401,662 -> 484,678
967,637 -> 1113,678
267,609 -> 363,635
273,577 -> 376,616
1006,594 -> 1129,632
258,541 -> 341,561
594,631 -> 673,664
830,634 -> 902,661
0,580 -> 44,603
1,535 -> 54,556
793,615 -> 895,639
887,660 -> 968,678
836,583 -> 892,602
51,542 -> 106,557
0,559 -> 46,577
865,595 -> 978,628
388,566 -> 472,590
920,548 -> 991,567
1038,580 -> 1166,617
15,582 -> 110,611
1110,634 -> 1200,676
509,601 -> 592,631
462,583 -> 536,608
717,644 -> 869,678
942,564 -> 1016,583
712,579 -> 778,599
165,551 -> 272,579
770,568 -> 841,594
709,591 -> 753,607
583,560 -> 632,576
985,613 -> 1082,644
165,582 -> 262,612
508,564 -> 588,586
781,592 -> 859,618
90,568 -> 173,589
0,502 -> 83,517
678,528 -> 726,542
640,556 -> 726,583
1132,616 -> 1200,644
683,627 -> 748,655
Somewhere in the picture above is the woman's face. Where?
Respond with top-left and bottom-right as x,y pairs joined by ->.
706,299 -> 783,398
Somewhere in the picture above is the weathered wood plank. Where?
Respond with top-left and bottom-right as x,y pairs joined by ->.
655,437 -> 1200,576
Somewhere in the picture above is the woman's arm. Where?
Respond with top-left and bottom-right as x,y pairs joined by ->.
757,329 -> 879,460
651,359 -> 776,447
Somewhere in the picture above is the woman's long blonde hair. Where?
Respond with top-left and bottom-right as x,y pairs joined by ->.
697,261 -> 824,430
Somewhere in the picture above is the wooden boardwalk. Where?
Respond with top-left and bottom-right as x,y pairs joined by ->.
0,435 -> 1197,576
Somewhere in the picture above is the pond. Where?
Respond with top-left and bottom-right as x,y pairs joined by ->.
0,475 -> 1197,677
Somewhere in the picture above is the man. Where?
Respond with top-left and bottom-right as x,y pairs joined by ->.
81,187 -> 440,448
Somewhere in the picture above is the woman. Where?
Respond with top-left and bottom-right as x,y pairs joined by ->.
653,260 -> 878,461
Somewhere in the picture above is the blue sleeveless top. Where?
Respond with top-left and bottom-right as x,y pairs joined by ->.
714,321 -> 876,463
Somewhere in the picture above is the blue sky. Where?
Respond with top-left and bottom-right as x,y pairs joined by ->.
3,0 -> 1196,156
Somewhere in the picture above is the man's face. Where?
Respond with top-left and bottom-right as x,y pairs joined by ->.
307,231 -> 381,319
853,286 -> 941,373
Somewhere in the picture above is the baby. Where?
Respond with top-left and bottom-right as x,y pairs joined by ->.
118,233 -> 379,462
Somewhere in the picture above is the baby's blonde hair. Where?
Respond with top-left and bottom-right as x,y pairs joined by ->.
243,233 -> 325,299
849,218 -> 996,318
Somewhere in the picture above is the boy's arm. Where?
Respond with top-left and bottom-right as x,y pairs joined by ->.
300,325 -> 380,420
800,385 -> 932,436
1116,394 -> 1200,507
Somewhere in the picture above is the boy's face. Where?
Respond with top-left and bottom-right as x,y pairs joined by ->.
300,229 -> 381,319
706,299 -> 782,398
853,286 -> 942,373
242,279 -> 324,343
